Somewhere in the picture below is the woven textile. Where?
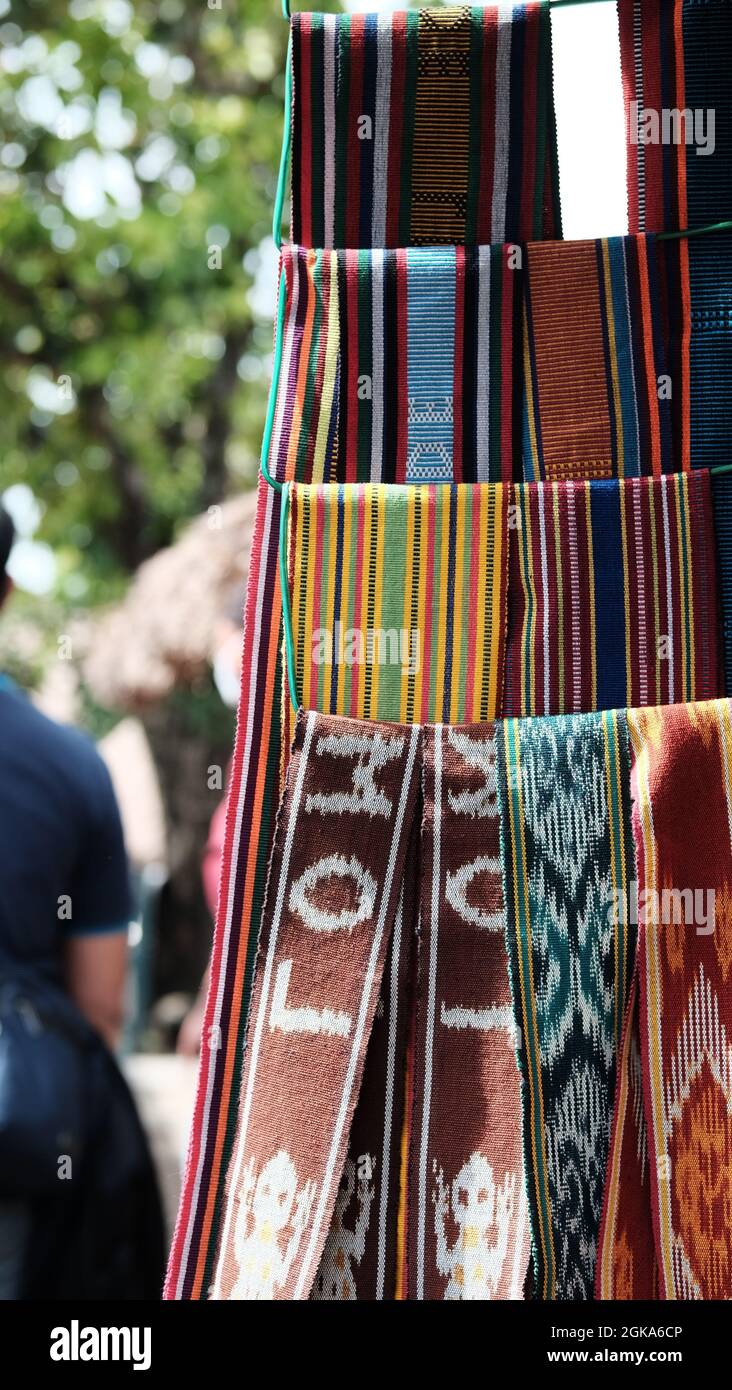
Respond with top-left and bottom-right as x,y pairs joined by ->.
274,238 -> 708,484
210,712 -> 528,1301
620,0 -> 732,234
498,709 -> 637,1300
291,4 -> 560,248
288,475 -> 723,728
598,699 -> 732,1300
620,2 -> 732,473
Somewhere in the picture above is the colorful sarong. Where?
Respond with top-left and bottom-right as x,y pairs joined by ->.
597,699 -> 732,1300
620,1 -> 732,473
273,236 -> 732,483
288,476 -> 723,728
291,4 -> 560,249
620,0 -> 732,234
211,712 -> 529,1301
498,709 -> 636,1300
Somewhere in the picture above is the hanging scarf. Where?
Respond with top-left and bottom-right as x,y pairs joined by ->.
619,0 -> 732,234
597,698 -> 732,1300
498,709 -> 636,1300
287,476 -> 723,733
210,712 -> 529,1301
619,2 -> 732,473
271,235 -> 732,484
291,3 -> 560,249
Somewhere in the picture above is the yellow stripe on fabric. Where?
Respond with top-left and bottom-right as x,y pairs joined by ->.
475,486 -> 489,720
323,485 -> 339,710
414,486 -> 430,725
371,484 -> 386,719
292,488 -> 306,700
517,486 -> 537,716
523,303 -> 541,477
338,487 -> 352,714
627,709 -> 674,1297
601,239 -> 625,479
302,489 -> 316,710
434,488 -> 450,723
400,489 -> 416,724
449,486 -> 467,724
488,487 -> 505,719
359,486 -> 374,719
585,481 -> 598,711
598,972 -> 638,1298
312,252 -> 340,482
552,485 -> 565,711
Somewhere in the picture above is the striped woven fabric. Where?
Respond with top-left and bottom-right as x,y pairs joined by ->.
291,4 -> 560,249
712,472 -> 732,694
620,1 -> 732,473
620,0 -> 732,234
288,483 -> 510,726
287,475 -> 723,731
498,709 -> 637,1300
210,712 -> 529,1301
273,236 -> 732,483
597,699 -> 732,1300
505,473 -> 722,715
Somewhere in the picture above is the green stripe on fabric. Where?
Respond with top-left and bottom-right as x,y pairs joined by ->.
464,8 -> 484,247
399,11 -> 419,248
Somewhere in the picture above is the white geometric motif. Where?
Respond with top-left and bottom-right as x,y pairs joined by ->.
445,854 -> 504,931
311,1158 -> 375,1300
231,1150 -> 316,1300
433,1152 -> 516,1301
288,853 -> 378,933
305,729 -> 405,820
447,731 -> 498,819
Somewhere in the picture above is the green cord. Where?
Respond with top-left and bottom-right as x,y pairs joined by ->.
272,30 -> 293,251
279,483 -> 301,711
260,268 -> 288,494
658,218 -> 732,242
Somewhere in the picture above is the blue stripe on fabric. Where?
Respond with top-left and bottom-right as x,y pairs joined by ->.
589,480 -> 627,710
607,237 -> 641,477
405,248 -> 456,482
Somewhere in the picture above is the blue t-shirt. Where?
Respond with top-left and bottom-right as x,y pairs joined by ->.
0,675 -> 131,980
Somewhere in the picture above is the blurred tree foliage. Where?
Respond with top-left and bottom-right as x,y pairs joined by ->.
0,0 -> 320,603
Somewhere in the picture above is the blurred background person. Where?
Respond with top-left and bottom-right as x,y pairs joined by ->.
0,506 -> 165,1299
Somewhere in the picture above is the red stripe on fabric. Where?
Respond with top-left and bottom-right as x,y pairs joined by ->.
477,6 -> 498,245
420,488 -> 436,718
520,3 -> 540,241
396,249 -> 409,482
350,487 -> 366,719
618,0 -> 640,232
386,10 -> 406,249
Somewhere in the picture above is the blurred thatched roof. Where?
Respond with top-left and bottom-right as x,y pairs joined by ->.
84,493 -> 256,711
